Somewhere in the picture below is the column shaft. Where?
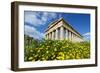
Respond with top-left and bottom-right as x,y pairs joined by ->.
60,27 -> 64,40
48,33 -> 50,39
66,29 -> 68,40
52,31 -> 54,40
47,34 -> 49,39
50,32 -> 52,40
55,29 -> 58,40
69,31 -> 71,41
71,33 -> 73,41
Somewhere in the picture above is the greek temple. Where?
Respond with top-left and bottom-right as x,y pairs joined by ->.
45,18 -> 84,42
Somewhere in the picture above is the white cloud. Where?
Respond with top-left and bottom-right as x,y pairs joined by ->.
83,32 -> 90,36
24,25 -> 45,40
25,11 -> 57,27
83,32 -> 90,41
25,12 -> 43,26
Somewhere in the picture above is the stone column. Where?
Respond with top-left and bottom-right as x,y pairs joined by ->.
51,32 -> 52,40
69,31 -> 71,41
73,34 -> 75,42
54,31 -> 55,40
76,36 -> 78,42
48,33 -> 50,39
66,29 -> 68,40
60,27 -> 64,40
47,34 -> 49,39
52,31 -> 54,40
49,33 -> 51,39
75,35 -> 77,42
71,33 -> 73,41
50,32 -> 52,40
68,31 -> 70,41
55,28 -> 58,40
74,35 -> 76,42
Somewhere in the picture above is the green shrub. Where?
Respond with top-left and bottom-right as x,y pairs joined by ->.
24,36 -> 90,61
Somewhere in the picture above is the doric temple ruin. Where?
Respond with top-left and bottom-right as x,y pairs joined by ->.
45,18 -> 84,42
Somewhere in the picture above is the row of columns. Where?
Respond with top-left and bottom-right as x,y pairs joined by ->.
46,26 -> 83,42
46,27 -> 65,40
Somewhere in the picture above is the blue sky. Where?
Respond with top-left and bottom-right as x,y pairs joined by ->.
24,11 -> 90,41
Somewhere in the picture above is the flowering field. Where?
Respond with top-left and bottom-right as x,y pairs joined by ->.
24,35 -> 90,62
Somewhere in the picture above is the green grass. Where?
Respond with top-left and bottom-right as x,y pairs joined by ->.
24,35 -> 90,62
